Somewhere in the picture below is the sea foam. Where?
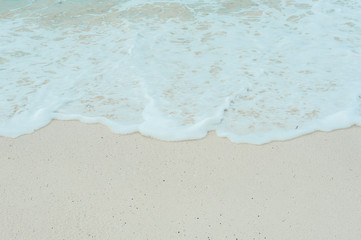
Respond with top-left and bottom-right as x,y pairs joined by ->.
1,0 -> 361,143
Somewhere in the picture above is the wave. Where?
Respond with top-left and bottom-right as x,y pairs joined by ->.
1,0 -> 361,143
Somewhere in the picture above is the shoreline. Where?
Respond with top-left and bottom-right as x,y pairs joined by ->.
2,118 -> 361,144
1,120 -> 361,239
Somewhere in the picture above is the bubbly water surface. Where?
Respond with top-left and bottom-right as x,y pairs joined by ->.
1,0 -> 361,143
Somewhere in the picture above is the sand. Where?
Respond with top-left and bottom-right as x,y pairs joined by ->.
0,120 -> 360,240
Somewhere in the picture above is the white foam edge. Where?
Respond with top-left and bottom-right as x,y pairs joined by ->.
216,108 -> 361,144
53,113 -> 139,135
1,109 -> 360,144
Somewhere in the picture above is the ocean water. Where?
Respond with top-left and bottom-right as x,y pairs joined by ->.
1,0 -> 360,143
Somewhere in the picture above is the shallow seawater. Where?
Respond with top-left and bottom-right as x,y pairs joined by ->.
1,0 -> 361,143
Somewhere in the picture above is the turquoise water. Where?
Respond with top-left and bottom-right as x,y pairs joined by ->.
1,0 -> 361,143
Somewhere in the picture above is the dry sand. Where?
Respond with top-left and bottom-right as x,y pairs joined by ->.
1,120 -> 361,240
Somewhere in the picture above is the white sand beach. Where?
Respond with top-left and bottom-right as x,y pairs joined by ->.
1,120 -> 360,239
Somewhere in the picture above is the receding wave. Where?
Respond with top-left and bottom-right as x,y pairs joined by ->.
1,0 -> 361,143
